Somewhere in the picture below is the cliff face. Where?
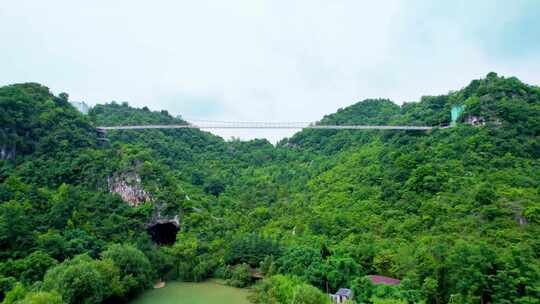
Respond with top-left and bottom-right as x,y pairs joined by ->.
108,172 -> 151,207
107,170 -> 180,229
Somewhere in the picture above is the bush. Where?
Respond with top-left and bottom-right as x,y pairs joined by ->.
227,263 -> 252,288
251,275 -> 330,304
214,265 -> 232,280
204,178 -> 225,196
2,283 -> 27,304
18,291 -> 63,304
0,251 -> 58,285
0,276 -> 16,301
291,284 -> 330,304
100,244 -> 154,295
42,254 -> 121,304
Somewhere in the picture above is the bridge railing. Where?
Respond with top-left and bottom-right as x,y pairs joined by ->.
97,122 -> 439,131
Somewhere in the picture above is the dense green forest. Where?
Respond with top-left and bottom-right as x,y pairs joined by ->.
0,72 -> 539,304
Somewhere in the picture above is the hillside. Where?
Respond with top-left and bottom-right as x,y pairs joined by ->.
0,73 -> 539,304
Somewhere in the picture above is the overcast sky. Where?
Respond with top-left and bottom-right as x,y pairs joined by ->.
1,0 -> 539,142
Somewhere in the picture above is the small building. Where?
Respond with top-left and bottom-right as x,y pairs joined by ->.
70,101 -> 90,114
367,275 -> 401,286
466,115 -> 486,126
329,288 -> 353,303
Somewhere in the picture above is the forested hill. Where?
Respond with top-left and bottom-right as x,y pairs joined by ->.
284,72 -> 540,154
0,83 -> 98,160
0,73 -> 539,304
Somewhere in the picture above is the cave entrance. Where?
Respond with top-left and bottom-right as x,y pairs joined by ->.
147,222 -> 179,245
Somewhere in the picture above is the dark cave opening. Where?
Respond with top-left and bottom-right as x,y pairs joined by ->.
147,222 -> 179,245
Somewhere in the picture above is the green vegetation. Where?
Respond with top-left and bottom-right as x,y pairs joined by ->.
250,275 -> 331,304
1,73 -> 539,303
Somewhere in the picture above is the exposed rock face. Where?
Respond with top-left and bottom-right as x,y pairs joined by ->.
517,215 -> 528,226
108,172 -> 151,207
511,205 -> 528,226
108,171 -> 181,244
0,145 -> 15,160
148,201 -> 180,227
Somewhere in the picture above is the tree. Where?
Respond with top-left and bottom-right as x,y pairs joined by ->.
1,283 -> 27,304
228,263 -> 252,288
2,74 -> 540,304
0,251 -> 58,285
0,276 -> 16,302
100,244 -> 153,295
17,291 -> 63,304
225,234 -> 282,267
58,92 -> 69,102
204,178 -> 225,197
0,201 -> 32,254
474,183 -> 497,206
291,284 -> 330,304
42,255 -> 118,304
251,275 -> 330,304
35,231 -> 67,261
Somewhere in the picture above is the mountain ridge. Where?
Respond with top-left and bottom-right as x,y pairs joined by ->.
0,73 -> 539,303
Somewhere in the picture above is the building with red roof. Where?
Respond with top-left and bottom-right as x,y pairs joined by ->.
368,275 -> 401,285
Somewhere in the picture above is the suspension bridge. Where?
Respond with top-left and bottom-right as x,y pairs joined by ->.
97,120 -> 440,131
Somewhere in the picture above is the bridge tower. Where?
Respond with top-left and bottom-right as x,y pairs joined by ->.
451,105 -> 465,127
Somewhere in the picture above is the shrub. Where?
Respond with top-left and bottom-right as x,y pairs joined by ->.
100,244 -> 154,295
227,263 -> 252,288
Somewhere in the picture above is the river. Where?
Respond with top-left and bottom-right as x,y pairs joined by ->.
130,281 -> 251,304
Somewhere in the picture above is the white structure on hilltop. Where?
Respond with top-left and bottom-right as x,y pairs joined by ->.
70,101 -> 90,114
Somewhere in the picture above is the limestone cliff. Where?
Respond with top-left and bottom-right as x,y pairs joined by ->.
108,172 -> 151,207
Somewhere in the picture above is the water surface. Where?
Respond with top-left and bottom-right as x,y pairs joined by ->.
130,281 -> 251,304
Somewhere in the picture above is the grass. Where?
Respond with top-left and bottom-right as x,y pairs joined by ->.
130,281 -> 251,304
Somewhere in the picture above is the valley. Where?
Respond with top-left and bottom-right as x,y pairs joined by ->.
0,73 -> 539,303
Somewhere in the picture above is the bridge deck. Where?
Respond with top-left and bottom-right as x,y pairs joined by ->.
97,124 -> 436,131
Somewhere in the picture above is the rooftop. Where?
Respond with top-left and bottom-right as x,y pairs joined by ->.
368,275 -> 401,285
335,288 -> 352,297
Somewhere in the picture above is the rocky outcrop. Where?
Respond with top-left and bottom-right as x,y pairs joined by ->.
0,145 -> 15,160
108,172 -> 151,207
516,215 -> 528,226
108,170 -> 181,244
147,200 -> 180,227
148,214 -> 180,228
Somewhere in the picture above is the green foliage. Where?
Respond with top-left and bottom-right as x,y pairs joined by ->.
101,244 -> 154,295
204,178 -> 226,197
1,285 -> 63,304
161,235 -> 217,282
0,276 -> 16,302
1,283 -> 27,304
15,291 -> 63,304
0,251 -> 57,285
1,73 -> 540,304
0,201 -> 32,258
225,234 -> 282,267
251,275 -> 330,304
227,263 -> 252,288
42,255 -> 122,304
